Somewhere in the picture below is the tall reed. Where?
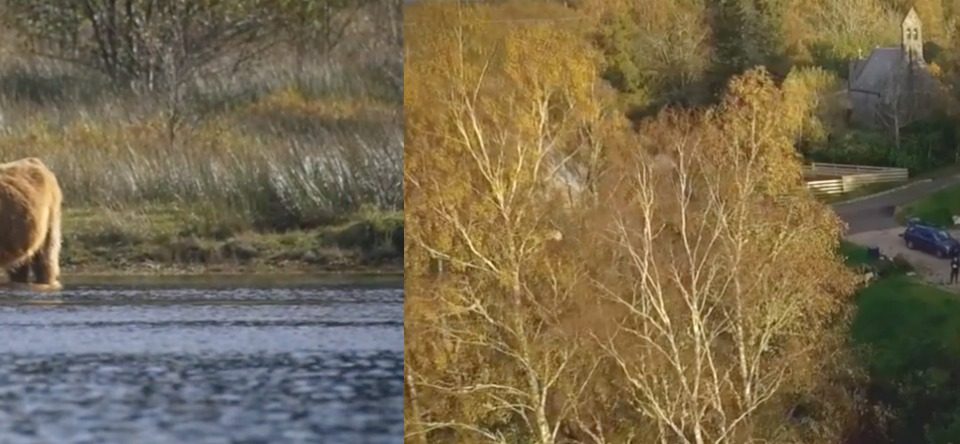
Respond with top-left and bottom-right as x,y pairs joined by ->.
0,51 -> 401,232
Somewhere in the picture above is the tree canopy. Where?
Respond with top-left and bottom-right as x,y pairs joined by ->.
404,1 -> 860,442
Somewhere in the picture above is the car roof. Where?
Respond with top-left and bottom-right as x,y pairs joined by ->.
908,224 -> 951,235
921,226 -> 954,236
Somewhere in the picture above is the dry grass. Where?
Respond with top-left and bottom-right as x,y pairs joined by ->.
0,25 -> 401,233
0,3 -> 402,273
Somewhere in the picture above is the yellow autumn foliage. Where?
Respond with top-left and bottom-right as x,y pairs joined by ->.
405,1 -> 858,443
405,1 -> 617,442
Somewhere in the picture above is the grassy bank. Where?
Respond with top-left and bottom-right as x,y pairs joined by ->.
895,183 -> 960,227
0,4 -> 402,274
60,205 -> 402,275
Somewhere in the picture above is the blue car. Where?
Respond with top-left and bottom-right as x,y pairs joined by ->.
902,218 -> 960,258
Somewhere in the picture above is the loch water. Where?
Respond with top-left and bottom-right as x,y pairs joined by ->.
0,274 -> 404,443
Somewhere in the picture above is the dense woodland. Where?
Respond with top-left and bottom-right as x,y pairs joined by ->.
404,1 -> 960,443
572,0 -> 960,172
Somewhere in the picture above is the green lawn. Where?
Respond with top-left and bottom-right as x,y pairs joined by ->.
850,274 -> 960,442
840,240 -> 872,266
842,242 -> 960,442
852,275 -> 960,379
842,241 -> 955,379
896,183 -> 960,227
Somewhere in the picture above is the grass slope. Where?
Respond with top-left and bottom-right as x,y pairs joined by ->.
896,184 -> 960,227
852,275 -> 960,380
843,242 -> 960,442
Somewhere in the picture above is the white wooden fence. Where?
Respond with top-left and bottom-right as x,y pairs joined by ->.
803,162 -> 908,196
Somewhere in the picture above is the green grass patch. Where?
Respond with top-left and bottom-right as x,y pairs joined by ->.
840,240 -> 872,266
851,274 -> 960,442
852,275 -> 960,379
896,184 -> 960,227
60,205 -> 402,273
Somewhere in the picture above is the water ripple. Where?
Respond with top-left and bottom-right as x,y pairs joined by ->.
0,283 -> 403,443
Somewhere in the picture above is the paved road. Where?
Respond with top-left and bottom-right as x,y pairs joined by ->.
832,174 -> 960,234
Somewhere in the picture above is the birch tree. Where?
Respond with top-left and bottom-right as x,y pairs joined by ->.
405,2 -> 862,441
405,2 -> 616,442
591,69 -> 859,444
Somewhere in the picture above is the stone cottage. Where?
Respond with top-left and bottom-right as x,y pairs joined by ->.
847,7 -> 938,129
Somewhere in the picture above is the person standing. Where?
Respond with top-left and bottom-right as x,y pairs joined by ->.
951,253 -> 959,284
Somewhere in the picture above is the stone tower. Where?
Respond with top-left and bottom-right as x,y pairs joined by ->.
902,7 -> 924,63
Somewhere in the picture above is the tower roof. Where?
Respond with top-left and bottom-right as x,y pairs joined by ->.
902,7 -> 920,26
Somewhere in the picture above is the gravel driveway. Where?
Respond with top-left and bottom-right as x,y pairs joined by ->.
846,227 -> 959,287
